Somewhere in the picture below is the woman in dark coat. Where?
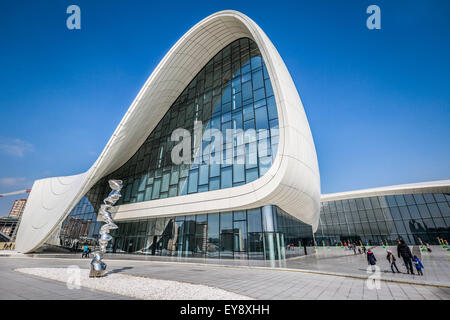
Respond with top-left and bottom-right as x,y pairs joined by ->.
397,239 -> 414,274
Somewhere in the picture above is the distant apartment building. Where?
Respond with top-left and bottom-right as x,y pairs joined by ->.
9,199 -> 27,218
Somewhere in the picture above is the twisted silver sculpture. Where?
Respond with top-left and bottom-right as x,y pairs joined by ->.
89,179 -> 123,278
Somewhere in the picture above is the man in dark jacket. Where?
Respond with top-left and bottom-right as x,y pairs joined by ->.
397,239 -> 414,274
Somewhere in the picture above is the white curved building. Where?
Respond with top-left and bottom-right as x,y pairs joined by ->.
15,10 -> 321,259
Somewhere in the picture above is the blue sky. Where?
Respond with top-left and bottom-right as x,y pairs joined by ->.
0,0 -> 449,216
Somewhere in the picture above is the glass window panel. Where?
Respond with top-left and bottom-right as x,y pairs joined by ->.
259,156 -> 272,176
253,88 -> 265,102
187,170 -> 198,194
358,210 -> 368,222
408,205 -> 421,219
233,220 -> 247,252
151,179 -> 161,199
434,193 -> 446,202
170,170 -> 179,185
423,194 -> 435,203
138,173 -> 147,192
363,198 -> 372,210
386,195 -> 397,207
390,207 -> 402,220
399,206 -> 411,219
427,203 -> 442,218
437,202 -> 450,217
220,212 -> 233,258
178,177 -> 187,195
242,81 -> 252,101
395,195 -> 406,206
417,204 -> 431,218
370,197 -> 380,209
374,208 -> 384,221
233,210 -> 246,221
251,56 -> 262,69
422,218 -> 435,229
355,198 -> 365,210
246,167 -> 259,183
413,194 -> 425,204
342,199 -> 350,212
394,220 -> 407,234
161,172 -> 170,192
254,106 -> 269,130
247,208 -> 262,232
221,166 -> 232,189
252,70 -> 264,89
404,194 -> 416,206
349,199 -> 357,211
433,218 -> 446,228
378,196 -> 389,208
335,201 -> 344,212
233,164 -> 245,183
199,164 -> 209,185
248,233 -> 264,259
169,186 -> 178,197
265,79 -> 274,98
206,214 -> 220,258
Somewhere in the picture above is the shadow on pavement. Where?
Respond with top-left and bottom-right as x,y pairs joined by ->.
106,266 -> 133,275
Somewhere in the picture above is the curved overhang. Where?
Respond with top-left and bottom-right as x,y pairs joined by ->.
16,10 -> 320,253
321,180 -> 450,202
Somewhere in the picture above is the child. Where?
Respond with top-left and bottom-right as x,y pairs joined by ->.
412,255 -> 424,275
386,250 -> 400,273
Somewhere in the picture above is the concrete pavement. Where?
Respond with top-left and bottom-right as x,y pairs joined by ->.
1,254 -> 449,300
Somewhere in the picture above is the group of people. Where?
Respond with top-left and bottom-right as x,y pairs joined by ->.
349,243 -> 366,255
81,244 -> 91,258
366,239 -> 424,275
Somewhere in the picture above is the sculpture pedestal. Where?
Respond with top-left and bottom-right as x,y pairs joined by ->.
89,262 -> 107,278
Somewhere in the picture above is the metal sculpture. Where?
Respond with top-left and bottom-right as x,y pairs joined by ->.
89,179 -> 123,278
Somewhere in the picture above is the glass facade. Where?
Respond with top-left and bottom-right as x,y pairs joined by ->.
81,37 -> 279,215
51,37 -> 290,260
55,202 -> 311,261
52,191 -> 450,256
315,193 -> 450,246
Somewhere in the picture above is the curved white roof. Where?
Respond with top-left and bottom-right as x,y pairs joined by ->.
15,10 -> 321,253
321,180 -> 450,202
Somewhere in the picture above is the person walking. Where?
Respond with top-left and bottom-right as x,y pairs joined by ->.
82,244 -> 88,258
86,246 -> 91,258
397,239 -> 414,274
367,249 -> 377,272
425,243 -> 432,253
412,255 -> 424,275
353,243 -> 357,255
386,250 -> 400,273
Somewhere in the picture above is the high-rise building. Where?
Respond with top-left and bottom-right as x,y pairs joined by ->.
8,199 -> 27,218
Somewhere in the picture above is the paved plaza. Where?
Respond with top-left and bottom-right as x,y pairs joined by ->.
0,246 -> 449,300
